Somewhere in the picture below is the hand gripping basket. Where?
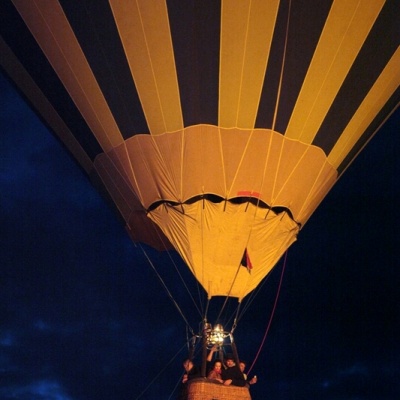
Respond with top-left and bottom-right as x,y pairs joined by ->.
187,378 -> 251,400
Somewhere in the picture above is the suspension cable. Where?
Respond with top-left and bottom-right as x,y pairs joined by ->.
167,370 -> 186,400
167,338 -> 204,400
138,243 -> 195,337
222,270 -> 273,331
202,297 -> 210,323
246,250 -> 288,376
230,301 -> 242,334
237,263 -> 275,323
215,260 -> 242,322
147,212 -> 203,318
164,247 -> 203,318
134,341 -> 188,400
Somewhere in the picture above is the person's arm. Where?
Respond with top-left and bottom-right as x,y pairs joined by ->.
207,370 -> 223,383
207,344 -> 218,361
248,375 -> 257,385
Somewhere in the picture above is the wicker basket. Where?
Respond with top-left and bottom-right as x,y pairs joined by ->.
187,378 -> 251,400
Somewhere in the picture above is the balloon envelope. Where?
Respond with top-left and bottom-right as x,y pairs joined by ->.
1,0 -> 398,299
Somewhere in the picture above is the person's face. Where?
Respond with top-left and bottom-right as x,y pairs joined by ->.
226,359 -> 235,367
239,362 -> 245,372
214,361 -> 222,371
183,360 -> 193,372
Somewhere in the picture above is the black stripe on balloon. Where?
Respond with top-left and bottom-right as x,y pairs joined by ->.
59,0 -> 149,139
255,0 -> 333,132
314,0 -> 400,155
167,0 -> 220,127
0,1 -> 102,161
273,0 -> 333,134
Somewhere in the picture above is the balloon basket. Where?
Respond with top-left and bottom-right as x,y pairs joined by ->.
187,378 -> 251,400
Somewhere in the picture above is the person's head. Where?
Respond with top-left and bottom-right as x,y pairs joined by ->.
213,360 -> 222,371
224,354 -> 235,367
183,359 -> 194,372
239,361 -> 246,372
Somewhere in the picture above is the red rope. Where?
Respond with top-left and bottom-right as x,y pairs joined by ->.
246,251 -> 288,375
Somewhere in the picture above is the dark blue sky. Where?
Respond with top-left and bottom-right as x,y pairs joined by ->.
1,71 -> 399,400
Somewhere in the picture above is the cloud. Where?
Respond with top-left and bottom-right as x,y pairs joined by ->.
0,379 -> 74,400
316,361 -> 400,400
0,331 -> 15,347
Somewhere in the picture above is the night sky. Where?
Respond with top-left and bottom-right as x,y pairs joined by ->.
1,69 -> 399,400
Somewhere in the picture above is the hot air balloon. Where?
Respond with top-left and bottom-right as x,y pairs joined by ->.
1,0 -> 399,398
